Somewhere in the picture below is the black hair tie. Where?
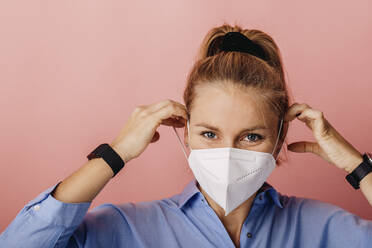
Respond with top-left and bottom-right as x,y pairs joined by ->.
220,32 -> 268,62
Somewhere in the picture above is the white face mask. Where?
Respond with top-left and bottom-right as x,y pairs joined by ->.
173,118 -> 284,216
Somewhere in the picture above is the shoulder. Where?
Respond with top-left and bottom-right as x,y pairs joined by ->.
277,192 -> 365,221
84,195 -> 182,224
277,192 -> 372,231
279,193 -> 345,214
275,193 -> 372,247
74,197 -> 181,241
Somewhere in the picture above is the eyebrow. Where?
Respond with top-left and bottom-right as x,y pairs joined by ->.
194,122 -> 269,133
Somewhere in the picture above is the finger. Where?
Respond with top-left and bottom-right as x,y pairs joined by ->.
141,99 -> 183,115
284,103 -> 311,122
167,100 -> 188,121
151,99 -> 187,117
287,141 -> 320,155
150,131 -> 160,143
297,108 -> 323,121
297,108 -> 331,136
155,101 -> 188,124
134,100 -> 169,116
161,117 -> 185,127
147,99 -> 175,112
138,99 -> 188,127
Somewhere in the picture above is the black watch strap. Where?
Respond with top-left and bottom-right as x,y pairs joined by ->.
345,153 -> 372,189
87,143 -> 125,177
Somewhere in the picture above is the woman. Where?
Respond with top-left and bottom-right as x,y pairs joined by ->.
1,23 -> 371,248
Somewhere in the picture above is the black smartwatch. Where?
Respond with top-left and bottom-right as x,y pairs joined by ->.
345,152 -> 372,189
87,143 -> 125,177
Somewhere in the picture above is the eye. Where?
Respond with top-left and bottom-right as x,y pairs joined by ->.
201,131 -> 216,139
244,133 -> 263,142
200,131 -> 263,143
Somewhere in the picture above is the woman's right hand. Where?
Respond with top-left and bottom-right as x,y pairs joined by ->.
110,99 -> 188,163
49,99 -> 187,204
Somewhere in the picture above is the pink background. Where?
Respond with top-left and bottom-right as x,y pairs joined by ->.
1,0 -> 371,231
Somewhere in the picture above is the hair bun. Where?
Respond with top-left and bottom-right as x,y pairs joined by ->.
220,32 -> 268,62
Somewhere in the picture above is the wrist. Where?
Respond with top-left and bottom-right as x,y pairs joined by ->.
111,143 -> 132,163
345,154 -> 364,174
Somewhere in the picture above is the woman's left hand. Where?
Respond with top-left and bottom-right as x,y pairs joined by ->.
285,103 -> 363,174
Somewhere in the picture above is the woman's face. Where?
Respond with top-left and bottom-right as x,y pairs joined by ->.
185,82 -> 282,157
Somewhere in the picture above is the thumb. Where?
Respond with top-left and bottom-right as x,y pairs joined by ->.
287,141 -> 320,155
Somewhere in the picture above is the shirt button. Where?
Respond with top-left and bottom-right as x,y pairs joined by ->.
33,205 -> 40,211
259,195 -> 263,200
247,232 -> 253,238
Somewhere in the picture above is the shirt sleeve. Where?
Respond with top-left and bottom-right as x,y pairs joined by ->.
296,197 -> 372,248
0,181 -> 92,248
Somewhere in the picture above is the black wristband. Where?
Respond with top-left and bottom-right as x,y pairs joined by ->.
345,153 -> 372,189
87,143 -> 125,177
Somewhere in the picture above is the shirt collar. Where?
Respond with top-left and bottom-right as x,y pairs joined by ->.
177,178 -> 284,209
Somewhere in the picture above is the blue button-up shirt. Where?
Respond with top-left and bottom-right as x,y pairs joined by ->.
1,178 -> 372,247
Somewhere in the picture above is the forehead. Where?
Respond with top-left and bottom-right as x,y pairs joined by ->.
190,82 -> 276,127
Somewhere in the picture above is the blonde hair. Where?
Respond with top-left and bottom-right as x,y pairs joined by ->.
183,23 -> 294,166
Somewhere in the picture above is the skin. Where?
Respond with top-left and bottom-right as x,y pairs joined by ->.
50,82 -> 372,248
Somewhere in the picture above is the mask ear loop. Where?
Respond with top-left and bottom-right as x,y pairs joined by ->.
271,117 -> 284,159
172,120 -> 190,160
